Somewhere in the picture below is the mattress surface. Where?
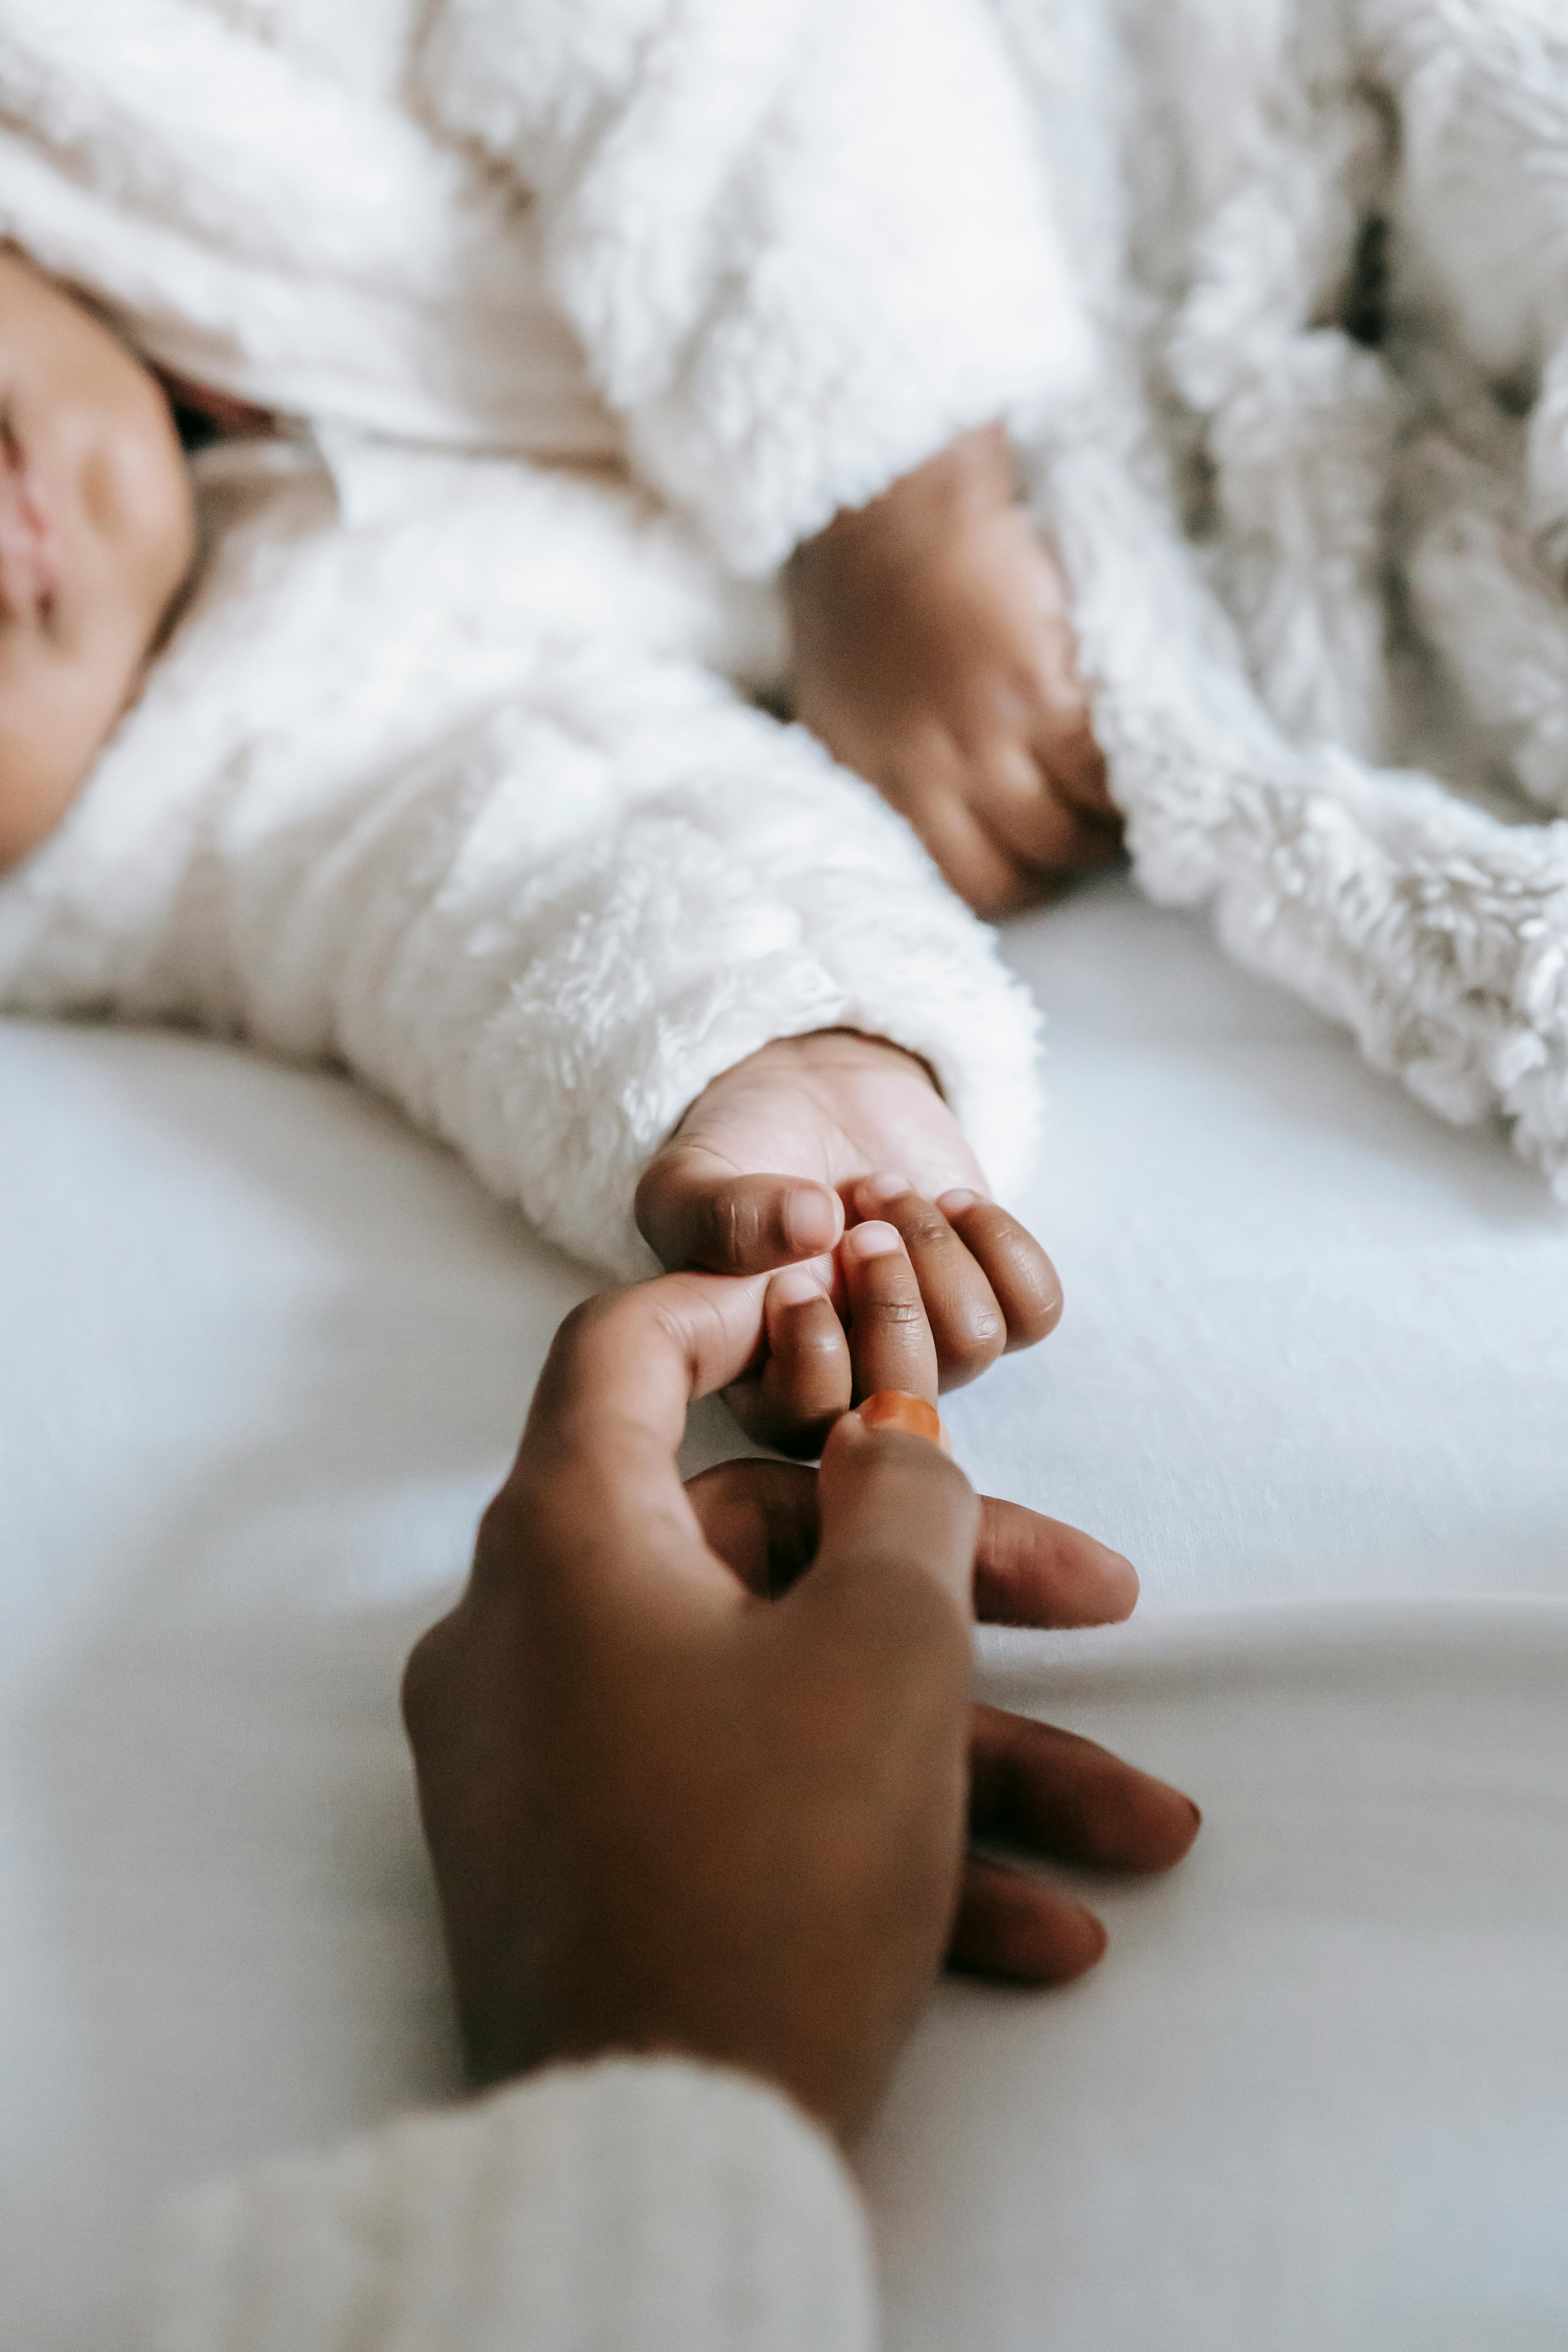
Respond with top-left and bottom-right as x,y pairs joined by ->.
3,873 -> 1564,2348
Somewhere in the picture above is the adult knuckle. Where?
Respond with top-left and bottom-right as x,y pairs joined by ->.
400,1613 -> 462,1743
548,1292 -> 622,1372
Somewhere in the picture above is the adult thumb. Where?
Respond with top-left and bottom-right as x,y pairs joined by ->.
802,1409 -> 981,1631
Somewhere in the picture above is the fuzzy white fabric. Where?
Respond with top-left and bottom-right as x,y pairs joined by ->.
997,0 -> 1568,1194
0,0 -> 1083,1274
0,0 -> 1088,573
0,437 -> 1041,1276
148,2057 -> 875,2352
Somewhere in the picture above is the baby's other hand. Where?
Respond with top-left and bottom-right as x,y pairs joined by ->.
786,424 -> 1122,917
635,1029 -> 1061,1452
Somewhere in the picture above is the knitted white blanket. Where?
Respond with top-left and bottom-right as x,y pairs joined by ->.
1005,0 -> 1568,1195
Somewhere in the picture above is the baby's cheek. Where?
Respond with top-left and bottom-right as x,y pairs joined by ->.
0,659 -> 117,867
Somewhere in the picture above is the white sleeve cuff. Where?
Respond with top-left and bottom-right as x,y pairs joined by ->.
421,0 -> 1093,574
147,2056 -> 877,2352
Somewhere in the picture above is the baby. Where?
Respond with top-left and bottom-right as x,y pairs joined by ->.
0,243 -> 1098,1439
0,0 -> 1114,1443
0,246 -> 1115,898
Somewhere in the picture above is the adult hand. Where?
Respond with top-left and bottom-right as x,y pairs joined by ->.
403,1252 -> 1199,2143
635,1027 -> 1061,1450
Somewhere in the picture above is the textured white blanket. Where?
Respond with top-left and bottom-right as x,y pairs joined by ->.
1004,0 -> 1568,1194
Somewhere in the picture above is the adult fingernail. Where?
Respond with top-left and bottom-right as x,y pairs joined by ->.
784,1186 -> 839,1253
771,1264 -> 826,1309
858,1391 -> 947,1449
842,1220 -> 902,1260
937,1187 -> 979,1213
857,1170 -> 911,1209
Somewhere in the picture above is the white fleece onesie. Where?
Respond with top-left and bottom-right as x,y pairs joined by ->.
0,0 -> 1093,1277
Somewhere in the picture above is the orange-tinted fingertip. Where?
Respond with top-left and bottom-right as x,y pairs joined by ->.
857,1390 -> 951,1454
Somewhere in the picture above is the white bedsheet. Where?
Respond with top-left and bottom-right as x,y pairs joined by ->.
3,873 -> 1565,2348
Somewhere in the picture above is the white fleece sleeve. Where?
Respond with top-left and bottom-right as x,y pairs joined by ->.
0,451 -> 1040,1280
147,2058 -> 876,2352
414,0 -> 1093,573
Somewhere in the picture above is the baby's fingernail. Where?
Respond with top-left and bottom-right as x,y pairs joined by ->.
770,1264 -> 826,1309
936,1187 -> 979,1214
784,1186 -> 840,1253
842,1219 -> 902,1261
857,1170 -> 911,1209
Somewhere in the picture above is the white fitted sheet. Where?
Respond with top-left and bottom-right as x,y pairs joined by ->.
2,873 -> 1565,2348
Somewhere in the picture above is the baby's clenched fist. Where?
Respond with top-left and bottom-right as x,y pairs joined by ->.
787,423 -> 1122,916
635,1029 -> 1060,1452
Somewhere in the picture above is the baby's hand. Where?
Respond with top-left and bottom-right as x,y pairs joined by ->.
635,1028 -> 1060,1452
786,424 -> 1122,917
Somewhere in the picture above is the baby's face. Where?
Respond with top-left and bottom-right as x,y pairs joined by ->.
0,250 -> 195,868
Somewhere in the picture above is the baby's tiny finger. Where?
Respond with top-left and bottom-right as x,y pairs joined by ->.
905,780 -> 1040,919
636,1151 -> 844,1276
840,1221 -> 939,1403
947,1856 -> 1107,1984
935,1192 -> 1062,1348
759,1267 -> 852,1451
854,1175 -> 1005,1390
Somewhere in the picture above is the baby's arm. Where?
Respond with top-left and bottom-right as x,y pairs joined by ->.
416,4 -> 1112,918
786,425 -> 1123,916
0,463 -> 1043,1290
416,0 -> 1090,576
